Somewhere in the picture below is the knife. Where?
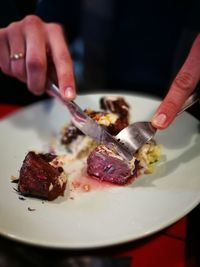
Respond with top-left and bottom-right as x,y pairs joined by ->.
48,83 -> 133,160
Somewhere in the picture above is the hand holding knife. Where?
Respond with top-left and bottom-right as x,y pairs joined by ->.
48,83 -> 133,161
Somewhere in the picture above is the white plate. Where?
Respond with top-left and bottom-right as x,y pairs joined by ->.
0,93 -> 200,249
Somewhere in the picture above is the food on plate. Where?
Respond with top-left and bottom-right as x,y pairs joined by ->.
61,96 -> 129,145
61,96 -> 161,184
87,139 -> 160,185
87,145 -> 136,185
18,151 -> 67,201
15,96 -> 161,200
100,96 -> 129,117
134,140 -> 161,174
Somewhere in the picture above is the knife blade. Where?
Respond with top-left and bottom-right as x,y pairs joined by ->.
48,83 -> 133,160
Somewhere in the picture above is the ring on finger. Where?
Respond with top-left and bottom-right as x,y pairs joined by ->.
10,52 -> 25,60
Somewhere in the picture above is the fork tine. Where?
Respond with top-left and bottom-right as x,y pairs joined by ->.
116,122 -> 157,155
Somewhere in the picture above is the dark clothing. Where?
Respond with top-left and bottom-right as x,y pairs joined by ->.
0,0 -> 200,104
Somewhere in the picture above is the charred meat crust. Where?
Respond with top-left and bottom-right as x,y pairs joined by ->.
61,125 -> 83,145
100,96 -> 129,117
18,151 -> 66,201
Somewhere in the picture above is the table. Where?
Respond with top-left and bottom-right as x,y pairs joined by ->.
0,103 -> 199,267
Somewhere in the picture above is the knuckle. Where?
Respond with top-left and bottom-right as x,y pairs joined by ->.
7,22 -> 19,32
46,23 -> 63,34
164,100 -> 178,114
24,15 -> 42,28
58,73 -> 68,87
0,28 -> 4,35
0,29 -> 6,41
57,59 -> 73,83
27,57 -> 45,73
173,72 -> 194,92
58,55 -> 71,67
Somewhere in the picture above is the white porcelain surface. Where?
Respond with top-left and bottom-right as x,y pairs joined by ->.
0,93 -> 200,249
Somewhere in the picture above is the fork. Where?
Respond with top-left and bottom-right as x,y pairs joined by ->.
116,87 -> 200,155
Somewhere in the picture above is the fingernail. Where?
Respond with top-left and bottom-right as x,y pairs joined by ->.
64,86 -> 75,100
152,113 -> 167,127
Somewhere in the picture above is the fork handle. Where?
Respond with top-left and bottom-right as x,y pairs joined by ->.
177,85 -> 200,116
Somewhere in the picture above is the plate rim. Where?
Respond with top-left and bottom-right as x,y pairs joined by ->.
0,92 -> 200,249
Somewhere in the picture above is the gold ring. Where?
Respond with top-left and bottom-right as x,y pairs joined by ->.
10,52 -> 25,60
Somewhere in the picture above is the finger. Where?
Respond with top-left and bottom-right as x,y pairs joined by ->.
7,22 -> 26,83
0,29 -> 11,75
46,23 -> 76,100
23,15 -> 47,95
152,34 -> 200,129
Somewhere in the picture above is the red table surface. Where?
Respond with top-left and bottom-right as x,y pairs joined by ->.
0,104 -> 196,267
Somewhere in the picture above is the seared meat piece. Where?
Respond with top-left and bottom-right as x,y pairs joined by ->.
99,96 -> 129,135
61,124 -> 83,145
18,151 -> 67,201
100,96 -> 129,117
87,145 -> 135,185
106,116 -> 129,135
38,153 -> 57,162
85,109 -> 128,136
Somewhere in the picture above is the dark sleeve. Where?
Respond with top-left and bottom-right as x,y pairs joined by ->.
36,0 -> 82,42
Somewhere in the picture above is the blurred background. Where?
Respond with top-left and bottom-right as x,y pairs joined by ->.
0,1 -> 200,266
0,0 -> 199,115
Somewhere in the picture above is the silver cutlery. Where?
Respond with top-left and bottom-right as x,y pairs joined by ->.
116,86 -> 200,155
48,83 -> 133,160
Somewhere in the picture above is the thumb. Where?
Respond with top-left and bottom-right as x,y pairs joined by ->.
151,34 -> 200,129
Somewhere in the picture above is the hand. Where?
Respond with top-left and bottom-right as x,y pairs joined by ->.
0,15 -> 76,100
151,34 -> 200,129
